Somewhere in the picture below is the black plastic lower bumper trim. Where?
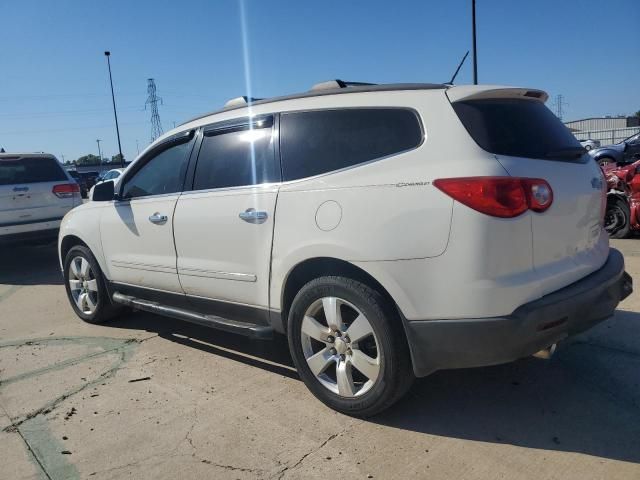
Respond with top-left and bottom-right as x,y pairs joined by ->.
404,248 -> 632,377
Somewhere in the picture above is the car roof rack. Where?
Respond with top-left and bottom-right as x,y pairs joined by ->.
223,96 -> 264,109
310,79 -> 377,91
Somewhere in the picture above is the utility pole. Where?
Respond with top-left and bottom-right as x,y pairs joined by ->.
96,139 -> 102,163
136,139 -> 140,155
552,94 -> 568,121
104,51 -> 124,167
472,0 -> 478,84
145,78 -> 164,142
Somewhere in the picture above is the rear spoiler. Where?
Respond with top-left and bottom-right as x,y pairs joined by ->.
446,86 -> 548,104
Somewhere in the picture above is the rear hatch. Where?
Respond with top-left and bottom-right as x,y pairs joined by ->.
449,88 -> 608,294
0,155 -> 77,228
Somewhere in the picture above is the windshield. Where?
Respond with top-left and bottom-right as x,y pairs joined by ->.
623,133 -> 640,144
452,98 -> 585,161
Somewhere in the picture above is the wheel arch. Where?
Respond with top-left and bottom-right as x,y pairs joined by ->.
279,257 -> 400,334
59,233 -> 110,280
60,234 -> 89,262
593,149 -> 623,164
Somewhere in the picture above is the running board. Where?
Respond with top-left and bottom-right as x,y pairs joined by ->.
112,292 -> 273,339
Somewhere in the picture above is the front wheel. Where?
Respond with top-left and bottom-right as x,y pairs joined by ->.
605,197 -> 631,239
287,276 -> 413,417
63,245 -> 120,323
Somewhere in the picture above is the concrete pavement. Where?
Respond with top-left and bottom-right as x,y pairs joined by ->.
1,240 -> 639,479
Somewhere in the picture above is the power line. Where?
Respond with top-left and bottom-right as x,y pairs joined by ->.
145,79 -> 163,142
552,94 -> 569,121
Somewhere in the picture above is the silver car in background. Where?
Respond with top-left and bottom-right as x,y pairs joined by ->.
0,153 -> 81,244
579,139 -> 601,151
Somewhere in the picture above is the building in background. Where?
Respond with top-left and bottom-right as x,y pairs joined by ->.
566,116 -> 640,146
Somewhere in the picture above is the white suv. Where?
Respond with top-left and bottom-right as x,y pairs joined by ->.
58,81 -> 632,416
1,153 -> 81,244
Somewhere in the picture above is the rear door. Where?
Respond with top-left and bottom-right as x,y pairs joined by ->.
173,115 -> 280,317
0,155 -> 76,228
450,92 -> 608,294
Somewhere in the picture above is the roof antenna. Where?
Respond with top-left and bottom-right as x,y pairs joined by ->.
448,50 -> 470,85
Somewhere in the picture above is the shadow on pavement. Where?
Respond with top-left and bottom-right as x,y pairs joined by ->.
108,310 -> 297,379
106,307 -> 640,464
0,242 -> 62,286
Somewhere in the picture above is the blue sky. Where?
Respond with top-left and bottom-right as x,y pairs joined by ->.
0,0 -> 638,162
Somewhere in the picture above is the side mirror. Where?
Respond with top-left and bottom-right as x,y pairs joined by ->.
92,180 -> 115,201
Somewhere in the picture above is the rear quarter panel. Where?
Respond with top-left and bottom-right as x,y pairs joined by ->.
269,90 -> 509,311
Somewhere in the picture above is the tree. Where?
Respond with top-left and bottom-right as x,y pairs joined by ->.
111,153 -> 125,164
75,154 -> 101,166
635,110 -> 640,118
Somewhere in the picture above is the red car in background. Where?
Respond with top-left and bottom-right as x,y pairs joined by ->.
602,158 -> 640,238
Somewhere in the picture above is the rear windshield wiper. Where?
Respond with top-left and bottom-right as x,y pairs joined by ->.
544,147 -> 587,159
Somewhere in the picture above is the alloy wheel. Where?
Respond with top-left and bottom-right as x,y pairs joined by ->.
68,256 -> 99,315
300,296 -> 381,397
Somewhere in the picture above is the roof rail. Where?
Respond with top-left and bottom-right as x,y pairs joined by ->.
310,79 -> 377,91
223,96 -> 263,109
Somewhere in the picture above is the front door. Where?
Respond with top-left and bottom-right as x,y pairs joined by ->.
100,133 -> 195,293
173,115 -> 280,316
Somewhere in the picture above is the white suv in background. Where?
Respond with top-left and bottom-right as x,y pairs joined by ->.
58,81 -> 632,416
1,153 -> 81,244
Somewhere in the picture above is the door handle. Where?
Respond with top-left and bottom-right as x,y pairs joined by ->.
239,208 -> 268,224
148,212 -> 168,224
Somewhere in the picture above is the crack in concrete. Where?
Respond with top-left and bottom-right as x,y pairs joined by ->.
0,335 -> 154,480
1,402 -> 53,480
0,337 -> 142,387
274,423 -> 356,479
180,407 -> 266,475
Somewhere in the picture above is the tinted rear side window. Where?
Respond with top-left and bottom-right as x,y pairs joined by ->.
280,108 -> 422,181
452,99 -> 583,160
0,157 -> 67,185
193,118 -> 279,190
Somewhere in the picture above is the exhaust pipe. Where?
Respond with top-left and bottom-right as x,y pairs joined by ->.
532,343 -> 556,360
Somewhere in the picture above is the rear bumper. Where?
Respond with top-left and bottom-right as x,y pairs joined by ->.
405,248 -> 632,377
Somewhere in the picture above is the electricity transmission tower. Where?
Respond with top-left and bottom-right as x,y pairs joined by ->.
552,94 -> 568,121
145,78 -> 164,142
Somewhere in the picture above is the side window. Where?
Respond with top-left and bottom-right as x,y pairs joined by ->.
280,108 -> 422,181
193,117 -> 279,190
121,139 -> 193,199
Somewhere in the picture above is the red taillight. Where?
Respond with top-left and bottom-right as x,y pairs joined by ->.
52,183 -> 80,198
433,177 -> 553,218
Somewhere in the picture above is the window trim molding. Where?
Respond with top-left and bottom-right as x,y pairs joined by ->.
117,129 -> 196,201
186,114 -> 280,193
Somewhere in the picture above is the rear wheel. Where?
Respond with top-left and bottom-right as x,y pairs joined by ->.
64,245 -> 120,323
605,197 -> 631,239
287,276 -> 413,417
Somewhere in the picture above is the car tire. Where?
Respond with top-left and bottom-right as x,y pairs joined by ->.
606,197 -> 631,239
63,245 -> 121,324
585,145 -> 592,151
287,276 -> 414,417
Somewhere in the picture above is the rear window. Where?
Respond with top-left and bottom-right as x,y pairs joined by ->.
280,108 -> 423,181
452,99 -> 584,160
0,157 -> 67,185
